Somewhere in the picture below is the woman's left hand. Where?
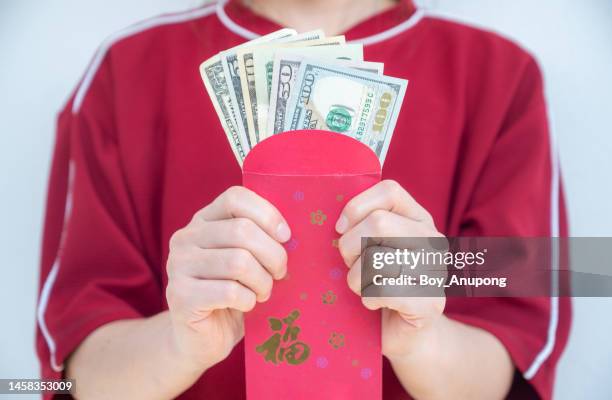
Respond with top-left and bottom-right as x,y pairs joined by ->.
336,180 -> 447,361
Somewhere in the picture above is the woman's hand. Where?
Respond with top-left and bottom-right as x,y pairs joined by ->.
165,186 -> 291,371
336,180 -> 515,399
336,180 -> 446,361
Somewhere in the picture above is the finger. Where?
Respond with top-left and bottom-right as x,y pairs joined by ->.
362,297 -> 445,320
197,186 -> 291,243
347,255 -> 424,297
363,296 -> 421,312
336,180 -> 433,234
347,257 -> 361,295
169,278 -> 257,319
171,248 -> 274,302
189,218 -> 288,280
338,210 -> 434,267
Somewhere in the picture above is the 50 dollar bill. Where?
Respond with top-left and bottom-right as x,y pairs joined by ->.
245,36 -> 347,141
236,30 -> 326,145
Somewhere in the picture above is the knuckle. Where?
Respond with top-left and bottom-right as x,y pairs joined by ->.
382,179 -> 401,195
223,186 -> 245,210
167,245 -> 195,278
383,180 -> 404,203
232,218 -> 255,240
368,209 -> 388,234
167,247 -> 198,276
225,185 -> 245,197
423,213 -> 435,226
171,225 -> 201,248
228,249 -> 251,276
245,292 -> 257,311
343,201 -> 360,220
222,282 -> 241,304
191,207 -> 207,224
169,229 -> 187,248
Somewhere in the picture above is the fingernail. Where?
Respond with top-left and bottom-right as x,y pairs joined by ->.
276,222 -> 291,242
336,215 -> 348,234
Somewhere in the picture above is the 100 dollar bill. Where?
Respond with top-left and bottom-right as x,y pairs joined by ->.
285,60 -> 408,163
268,55 -> 382,137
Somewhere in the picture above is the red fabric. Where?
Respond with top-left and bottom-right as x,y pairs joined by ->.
37,1 -> 570,399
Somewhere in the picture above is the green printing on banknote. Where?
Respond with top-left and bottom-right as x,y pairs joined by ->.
326,106 -> 353,132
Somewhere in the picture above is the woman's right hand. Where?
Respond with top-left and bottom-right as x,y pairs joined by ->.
165,186 -> 291,371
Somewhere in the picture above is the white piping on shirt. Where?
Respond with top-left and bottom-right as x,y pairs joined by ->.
216,0 -> 259,40
37,160 -> 75,372
215,0 -> 426,46
348,9 -> 425,46
524,104 -> 561,380
72,4 -> 217,113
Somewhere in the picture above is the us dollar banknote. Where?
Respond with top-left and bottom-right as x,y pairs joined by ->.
248,36 -> 346,140
267,55 -> 383,137
285,60 -> 407,163
221,50 -> 252,149
200,29 -> 297,163
200,57 -> 246,163
237,30 -> 325,145
200,28 -> 409,167
218,29 -> 298,151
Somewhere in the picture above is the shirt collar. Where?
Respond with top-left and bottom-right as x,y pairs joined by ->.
216,0 -> 422,45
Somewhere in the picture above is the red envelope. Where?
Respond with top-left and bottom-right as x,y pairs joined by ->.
243,130 -> 382,399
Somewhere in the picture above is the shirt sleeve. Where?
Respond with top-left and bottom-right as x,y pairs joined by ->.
36,52 -> 163,397
444,56 -> 571,400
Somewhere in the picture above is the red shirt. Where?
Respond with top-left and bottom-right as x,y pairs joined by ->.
38,0 -> 570,398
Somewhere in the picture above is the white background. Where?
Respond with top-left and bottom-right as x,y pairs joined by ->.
0,0 -> 611,398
